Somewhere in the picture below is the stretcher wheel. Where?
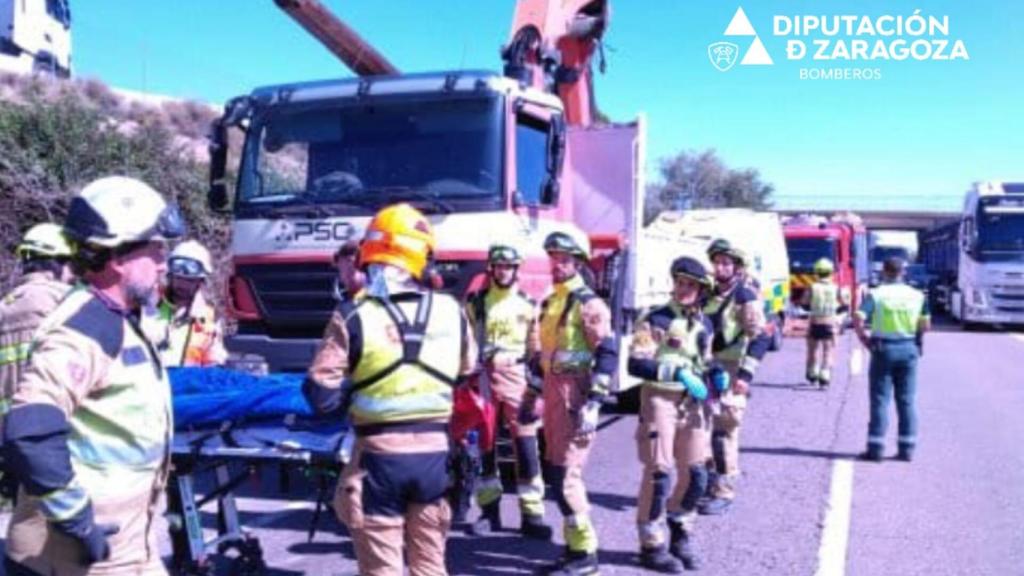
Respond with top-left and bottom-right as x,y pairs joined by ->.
228,537 -> 265,576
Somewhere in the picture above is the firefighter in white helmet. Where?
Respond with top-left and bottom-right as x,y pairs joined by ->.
152,239 -> 227,367
3,176 -> 184,575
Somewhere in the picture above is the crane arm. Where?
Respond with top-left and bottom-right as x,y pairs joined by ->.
274,0 -> 398,77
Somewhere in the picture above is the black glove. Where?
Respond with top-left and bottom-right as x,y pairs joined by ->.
54,503 -> 118,565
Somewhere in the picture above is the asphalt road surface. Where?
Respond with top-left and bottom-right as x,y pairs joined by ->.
2,324 -> 1023,575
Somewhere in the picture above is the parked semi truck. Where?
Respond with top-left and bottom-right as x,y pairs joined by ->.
921,181 -> 1024,327
208,0 -> 701,395
0,0 -> 71,77
783,213 -> 869,322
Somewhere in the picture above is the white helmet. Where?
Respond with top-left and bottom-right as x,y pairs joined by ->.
168,240 -> 213,279
64,176 -> 185,249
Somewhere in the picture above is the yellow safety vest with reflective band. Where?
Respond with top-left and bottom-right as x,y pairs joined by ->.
868,283 -> 927,340
348,291 -> 463,426
704,283 -> 748,363
539,275 -> 594,375
467,285 -> 533,358
644,303 -> 708,392
27,290 -> 172,522
810,280 -> 839,319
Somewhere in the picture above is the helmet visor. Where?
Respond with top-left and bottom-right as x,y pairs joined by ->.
488,246 -> 521,264
168,256 -> 206,279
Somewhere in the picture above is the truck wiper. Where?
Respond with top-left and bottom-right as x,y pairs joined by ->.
361,186 -> 454,215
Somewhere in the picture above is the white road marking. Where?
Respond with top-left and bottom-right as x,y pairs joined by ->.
815,459 -> 854,576
1011,333 -> 1024,345
848,345 -> 863,377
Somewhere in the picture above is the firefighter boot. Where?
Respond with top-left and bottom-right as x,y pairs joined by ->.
468,501 -> 502,536
640,544 -> 684,574
520,513 -> 553,541
668,520 -> 701,571
819,368 -> 831,390
545,550 -> 599,576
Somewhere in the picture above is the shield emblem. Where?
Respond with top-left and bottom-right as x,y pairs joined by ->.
708,41 -> 739,72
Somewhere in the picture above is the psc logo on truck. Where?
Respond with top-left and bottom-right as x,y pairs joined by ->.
272,220 -> 358,248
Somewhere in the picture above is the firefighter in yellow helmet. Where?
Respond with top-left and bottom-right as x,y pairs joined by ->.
464,243 -> 551,540
521,231 -> 617,576
4,176 -> 184,575
304,203 -> 477,575
801,257 -> 846,388
151,240 -> 227,367
700,238 -> 770,516
1,224 -> 76,410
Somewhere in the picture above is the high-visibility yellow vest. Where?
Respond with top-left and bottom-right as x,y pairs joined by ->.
868,283 -> 927,340
539,275 -> 594,375
347,291 -> 463,426
466,285 -> 534,358
641,303 -> 708,392
809,280 -> 839,319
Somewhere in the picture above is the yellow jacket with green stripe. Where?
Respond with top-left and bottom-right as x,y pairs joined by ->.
4,287 -> 172,572
0,272 -> 72,405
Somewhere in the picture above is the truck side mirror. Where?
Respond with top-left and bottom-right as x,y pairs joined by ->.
208,120 -> 230,212
541,176 -> 560,206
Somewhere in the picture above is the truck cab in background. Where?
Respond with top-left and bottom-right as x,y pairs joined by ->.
926,181 -> 1024,328
0,0 -> 71,78
783,213 -> 869,327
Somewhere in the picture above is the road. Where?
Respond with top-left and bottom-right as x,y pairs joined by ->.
2,324 -> 1023,575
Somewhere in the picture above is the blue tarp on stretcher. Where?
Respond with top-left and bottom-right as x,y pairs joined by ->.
169,367 -> 313,429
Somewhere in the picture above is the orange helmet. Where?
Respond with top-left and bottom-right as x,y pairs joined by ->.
359,203 -> 436,278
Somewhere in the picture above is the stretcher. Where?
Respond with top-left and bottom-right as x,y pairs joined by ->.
165,368 -> 351,575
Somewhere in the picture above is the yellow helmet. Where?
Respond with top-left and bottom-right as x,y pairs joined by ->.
17,223 -> 75,260
359,203 -> 435,279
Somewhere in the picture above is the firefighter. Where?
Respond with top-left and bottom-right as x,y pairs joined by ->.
853,257 -> 930,462
152,240 -> 227,367
3,176 -> 184,575
333,240 -> 365,302
628,255 -> 724,573
700,238 -> 770,516
802,258 -> 844,388
1,223 -> 76,408
465,243 -> 552,540
520,231 -> 617,576
303,203 -> 477,576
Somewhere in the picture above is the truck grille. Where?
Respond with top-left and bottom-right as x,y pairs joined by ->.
235,262 -> 338,330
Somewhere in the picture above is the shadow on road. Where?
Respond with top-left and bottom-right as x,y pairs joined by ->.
587,491 -> 637,512
741,445 -> 860,461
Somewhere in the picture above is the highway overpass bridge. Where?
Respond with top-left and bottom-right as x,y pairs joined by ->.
775,209 -> 958,231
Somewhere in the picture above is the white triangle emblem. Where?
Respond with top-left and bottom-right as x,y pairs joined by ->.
742,36 -> 774,65
724,7 -> 756,36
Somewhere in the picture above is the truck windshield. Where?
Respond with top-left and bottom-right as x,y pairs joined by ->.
786,237 -> 838,273
238,95 -> 503,214
977,200 -> 1024,262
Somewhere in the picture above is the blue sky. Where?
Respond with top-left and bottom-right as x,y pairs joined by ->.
72,1 -> 1023,212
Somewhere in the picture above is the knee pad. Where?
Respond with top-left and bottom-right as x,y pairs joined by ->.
711,431 -> 728,474
680,464 -> 709,511
514,436 -> 540,480
547,465 -> 573,517
647,470 -> 670,521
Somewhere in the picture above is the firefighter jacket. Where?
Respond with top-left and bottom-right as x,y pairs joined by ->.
304,287 -> 477,429
4,288 -> 172,572
704,276 -> 769,382
465,284 -> 536,362
153,292 -> 227,367
627,302 -> 713,393
0,272 -> 72,406
533,275 -> 617,399
808,280 -> 841,323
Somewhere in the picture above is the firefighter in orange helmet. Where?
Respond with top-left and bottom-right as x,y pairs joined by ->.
304,203 -> 477,575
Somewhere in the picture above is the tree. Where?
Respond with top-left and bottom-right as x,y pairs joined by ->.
645,149 -> 774,223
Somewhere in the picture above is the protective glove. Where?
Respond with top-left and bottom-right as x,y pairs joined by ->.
54,503 -> 118,565
708,365 -> 730,393
575,400 -> 602,437
517,392 -> 540,426
674,368 -> 708,401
